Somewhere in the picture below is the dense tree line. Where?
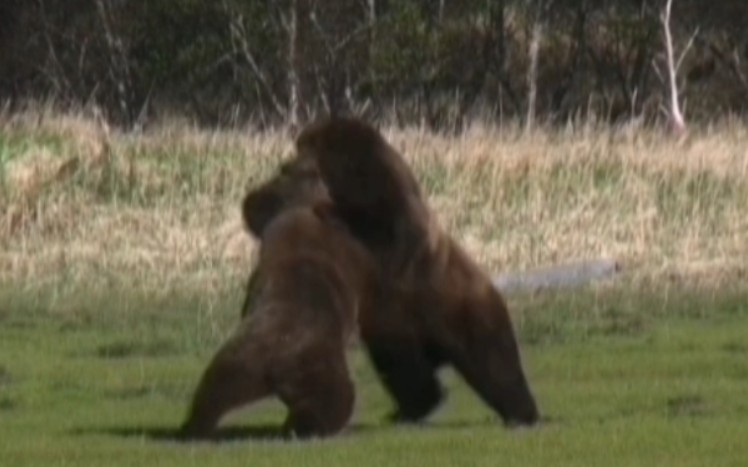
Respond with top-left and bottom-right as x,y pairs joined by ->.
1,0 -> 747,129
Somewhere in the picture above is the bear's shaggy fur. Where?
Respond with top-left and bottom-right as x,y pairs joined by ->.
292,117 -> 540,426
179,157 -> 375,439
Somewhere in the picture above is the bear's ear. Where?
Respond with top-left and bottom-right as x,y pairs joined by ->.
241,190 -> 282,238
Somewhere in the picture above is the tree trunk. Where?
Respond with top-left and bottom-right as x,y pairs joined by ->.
287,0 -> 300,128
525,21 -> 543,132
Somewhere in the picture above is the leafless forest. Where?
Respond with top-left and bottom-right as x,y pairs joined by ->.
1,1 -> 747,129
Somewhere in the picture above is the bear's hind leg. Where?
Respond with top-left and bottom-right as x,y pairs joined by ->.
179,334 -> 272,439
366,340 -> 444,423
278,351 -> 355,439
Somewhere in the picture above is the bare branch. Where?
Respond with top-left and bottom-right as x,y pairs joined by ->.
699,39 -> 748,98
287,0 -> 300,128
367,0 -> 376,24
525,21 -> 542,132
651,57 -> 664,83
659,0 -> 687,135
95,0 -> 134,126
306,7 -> 371,116
308,11 -> 371,59
37,0 -> 72,96
313,64 -> 331,114
731,48 -> 748,94
224,1 -> 287,119
675,27 -> 699,73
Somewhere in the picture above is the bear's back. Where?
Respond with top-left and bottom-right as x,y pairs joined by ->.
252,205 -> 374,341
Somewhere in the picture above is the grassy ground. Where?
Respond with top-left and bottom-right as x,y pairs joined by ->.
1,110 -> 748,466
1,283 -> 747,467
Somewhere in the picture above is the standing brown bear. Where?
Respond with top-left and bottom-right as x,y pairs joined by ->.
290,117 -> 540,427
179,157 -> 375,440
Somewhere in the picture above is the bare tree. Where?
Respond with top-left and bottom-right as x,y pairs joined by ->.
525,20 -> 542,132
658,0 -> 697,135
487,0 -> 521,117
225,0 -> 288,120
95,0 -> 135,127
306,2 -> 370,117
366,0 -> 376,24
524,0 -> 554,132
286,0 -> 301,128
37,0 -> 71,98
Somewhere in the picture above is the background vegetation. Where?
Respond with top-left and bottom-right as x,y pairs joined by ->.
3,108 -> 747,296
2,0 -> 748,129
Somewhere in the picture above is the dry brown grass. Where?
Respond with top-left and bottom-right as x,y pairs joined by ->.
2,109 -> 747,300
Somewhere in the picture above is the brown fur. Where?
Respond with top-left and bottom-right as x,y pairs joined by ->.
179,159 -> 375,439
293,117 -> 540,426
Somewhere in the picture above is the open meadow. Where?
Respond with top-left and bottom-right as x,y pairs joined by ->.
1,110 -> 747,466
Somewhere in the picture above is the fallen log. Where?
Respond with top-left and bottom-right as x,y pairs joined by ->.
493,258 -> 621,293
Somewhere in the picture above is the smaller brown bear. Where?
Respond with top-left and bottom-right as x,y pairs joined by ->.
179,158 -> 375,440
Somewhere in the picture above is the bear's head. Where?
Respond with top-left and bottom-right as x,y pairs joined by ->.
241,156 -> 331,238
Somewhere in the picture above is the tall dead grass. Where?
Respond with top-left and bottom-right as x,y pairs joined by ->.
1,108 -> 747,300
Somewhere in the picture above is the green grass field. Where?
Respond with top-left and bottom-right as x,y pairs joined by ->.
1,283 -> 747,467
1,110 -> 748,465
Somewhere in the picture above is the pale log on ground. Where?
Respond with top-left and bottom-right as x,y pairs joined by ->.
494,258 -> 621,293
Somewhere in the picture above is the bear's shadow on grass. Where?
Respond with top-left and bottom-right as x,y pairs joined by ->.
82,424 -> 294,443
75,417 -> 552,443
74,423 -> 401,443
